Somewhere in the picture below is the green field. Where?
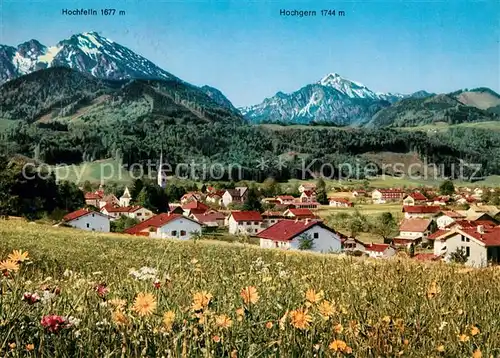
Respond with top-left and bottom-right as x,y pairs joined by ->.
0,220 -> 499,357
400,121 -> 500,133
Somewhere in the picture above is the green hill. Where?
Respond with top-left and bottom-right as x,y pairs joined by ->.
0,67 -> 243,125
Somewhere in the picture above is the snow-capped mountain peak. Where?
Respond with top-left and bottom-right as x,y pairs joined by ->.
317,72 -> 378,99
0,31 -> 179,84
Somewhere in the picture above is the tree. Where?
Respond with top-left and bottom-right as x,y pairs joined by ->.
111,216 -> 140,233
449,247 -> 468,264
130,178 -> 144,203
408,243 -> 415,258
262,177 -> 279,197
315,177 -> 328,205
373,212 -> 397,242
243,187 -> 262,212
200,184 -> 207,193
298,233 -> 315,250
439,180 -> 455,196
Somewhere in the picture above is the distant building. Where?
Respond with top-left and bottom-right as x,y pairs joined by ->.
119,187 -> 132,207
298,183 -> 316,193
62,208 -> 110,232
328,197 -> 353,207
394,218 -> 433,246
258,219 -> 342,253
100,204 -> 153,222
125,213 -> 202,240
402,205 -> 441,219
364,243 -> 397,258
276,195 -> 296,205
371,189 -> 405,204
402,192 -> 427,206
300,190 -> 316,203
189,211 -> 226,228
283,208 -> 316,220
437,211 -> 465,229
227,211 -> 264,235
222,187 -> 248,207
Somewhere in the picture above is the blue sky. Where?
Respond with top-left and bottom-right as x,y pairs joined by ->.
2,0 -> 499,106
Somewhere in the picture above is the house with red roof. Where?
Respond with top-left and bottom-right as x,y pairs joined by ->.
181,200 -> 210,216
364,243 -> 397,258
100,204 -> 153,222
298,183 -> 316,193
62,208 -> 110,232
371,189 -> 405,204
291,202 -> 320,209
402,192 -> 428,206
124,212 -> 202,240
300,190 -> 317,203
283,208 -> 316,220
394,218 -> 433,245
257,219 -> 342,253
84,191 -> 103,207
261,211 -> 284,228
437,211 -> 466,229
276,195 -> 296,205
328,197 -> 353,208
402,205 -> 441,219
189,211 -> 226,228
180,192 -> 203,204
206,191 -> 225,205
227,211 -> 264,235
428,225 -> 500,267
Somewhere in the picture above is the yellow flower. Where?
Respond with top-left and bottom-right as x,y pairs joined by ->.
318,300 -> 335,319
235,307 -> 245,321
266,321 -> 273,329
458,334 -> 470,342
279,310 -> 288,330
305,288 -> 324,305
0,259 -> 19,272
427,280 -> 441,299
192,291 -> 212,311
382,315 -> 391,324
163,311 -> 175,331
112,310 -> 129,326
8,250 -> 29,263
289,308 -> 312,330
329,339 -> 347,352
26,344 -> 35,351
132,292 -> 157,317
472,349 -> 482,358
436,345 -> 445,352
471,325 -> 480,336
334,323 -> 344,334
240,286 -> 259,305
215,314 -> 233,329
108,298 -> 127,310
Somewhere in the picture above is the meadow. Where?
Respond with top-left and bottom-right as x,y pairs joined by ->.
0,220 -> 499,357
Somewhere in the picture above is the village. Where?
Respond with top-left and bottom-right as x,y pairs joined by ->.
55,162 -> 500,269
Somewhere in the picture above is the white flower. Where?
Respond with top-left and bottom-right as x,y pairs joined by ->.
63,269 -> 73,277
41,291 -> 56,304
65,316 -> 81,327
438,321 -> 448,331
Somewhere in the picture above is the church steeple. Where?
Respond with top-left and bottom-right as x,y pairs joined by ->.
157,150 -> 167,188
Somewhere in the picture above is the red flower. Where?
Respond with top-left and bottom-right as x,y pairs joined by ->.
40,315 -> 69,333
94,283 -> 109,298
23,292 -> 40,305
153,279 -> 161,289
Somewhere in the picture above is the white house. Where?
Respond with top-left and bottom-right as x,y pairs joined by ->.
222,187 -> 248,207
298,183 -> 316,193
227,211 -> 264,235
402,205 -> 441,219
190,211 -> 226,228
402,192 -> 427,206
257,219 -> 342,253
437,211 -> 465,229
125,213 -> 202,240
429,226 -> 500,267
300,190 -> 316,203
371,189 -> 405,204
276,195 -> 296,205
100,204 -> 154,222
328,198 -> 353,207
261,211 -> 283,228
393,218 -> 433,246
364,243 -> 397,258
62,208 -> 110,232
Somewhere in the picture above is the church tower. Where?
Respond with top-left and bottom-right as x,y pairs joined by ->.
157,150 -> 167,189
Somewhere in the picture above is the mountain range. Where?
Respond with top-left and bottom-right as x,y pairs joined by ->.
1,32 -> 499,128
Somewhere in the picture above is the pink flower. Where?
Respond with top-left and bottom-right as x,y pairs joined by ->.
23,292 -> 40,305
94,283 -> 109,298
40,315 -> 69,333
153,279 -> 161,289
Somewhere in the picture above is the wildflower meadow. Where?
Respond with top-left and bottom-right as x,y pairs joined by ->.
0,220 -> 499,357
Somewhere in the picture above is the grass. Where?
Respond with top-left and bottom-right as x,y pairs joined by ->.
400,121 -> 500,133
0,220 -> 499,357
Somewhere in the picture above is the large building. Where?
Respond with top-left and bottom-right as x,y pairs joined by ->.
62,208 -> 110,232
